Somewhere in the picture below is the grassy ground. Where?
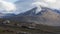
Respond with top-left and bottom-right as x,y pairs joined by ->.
0,19 -> 59,34
0,25 -> 57,34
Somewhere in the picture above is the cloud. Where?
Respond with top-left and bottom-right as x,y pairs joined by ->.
32,0 -> 60,11
44,0 -> 56,3
0,0 -> 16,13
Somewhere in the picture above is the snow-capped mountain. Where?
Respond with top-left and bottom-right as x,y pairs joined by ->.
3,6 -> 60,26
17,6 -> 60,16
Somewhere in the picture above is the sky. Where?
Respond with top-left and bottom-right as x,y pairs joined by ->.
0,0 -> 60,14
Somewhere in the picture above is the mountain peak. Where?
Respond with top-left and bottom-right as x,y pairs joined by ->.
18,6 -> 60,16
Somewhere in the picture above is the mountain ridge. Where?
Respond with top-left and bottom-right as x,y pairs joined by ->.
2,7 -> 60,26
